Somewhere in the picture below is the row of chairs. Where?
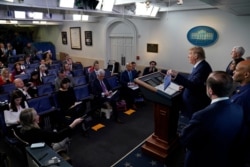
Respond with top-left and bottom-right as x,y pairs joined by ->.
0,75 -> 120,110
26,83 -> 92,115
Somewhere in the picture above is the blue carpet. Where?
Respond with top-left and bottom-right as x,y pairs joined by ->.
111,140 -> 167,167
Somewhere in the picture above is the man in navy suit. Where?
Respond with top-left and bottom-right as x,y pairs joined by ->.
167,46 -> 212,121
231,60 -> 250,166
120,63 -> 139,109
226,46 -> 245,76
92,69 -> 122,123
180,71 -> 244,167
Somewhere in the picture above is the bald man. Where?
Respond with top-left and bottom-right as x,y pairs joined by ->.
231,60 -> 250,166
14,78 -> 32,100
181,71 -> 244,167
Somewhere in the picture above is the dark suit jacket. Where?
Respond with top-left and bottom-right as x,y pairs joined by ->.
89,71 -> 97,83
180,99 -> 244,167
226,58 -> 244,76
174,60 -> 212,118
18,126 -> 72,146
142,67 -> 158,76
92,78 -> 112,98
120,70 -> 137,87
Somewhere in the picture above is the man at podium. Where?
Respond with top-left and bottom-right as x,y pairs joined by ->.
167,46 -> 212,126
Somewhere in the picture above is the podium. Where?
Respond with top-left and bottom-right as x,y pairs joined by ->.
134,72 -> 181,162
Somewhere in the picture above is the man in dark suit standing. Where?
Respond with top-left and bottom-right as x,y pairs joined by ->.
231,60 -> 250,166
167,46 -> 212,121
226,46 -> 245,76
92,69 -> 122,123
180,71 -> 244,167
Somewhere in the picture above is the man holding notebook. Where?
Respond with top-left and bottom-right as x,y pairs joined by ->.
92,69 -> 123,123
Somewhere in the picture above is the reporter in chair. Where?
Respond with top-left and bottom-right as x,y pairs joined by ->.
18,108 -> 83,153
142,60 -> 158,76
92,69 -> 123,123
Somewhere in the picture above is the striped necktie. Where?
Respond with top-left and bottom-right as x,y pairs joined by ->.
100,81 -> 107,92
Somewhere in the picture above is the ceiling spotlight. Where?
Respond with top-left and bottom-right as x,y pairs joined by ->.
177,0 -> 183,5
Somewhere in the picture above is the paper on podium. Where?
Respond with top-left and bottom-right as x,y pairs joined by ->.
155,82 -> 180,96
128,83 -> 139,90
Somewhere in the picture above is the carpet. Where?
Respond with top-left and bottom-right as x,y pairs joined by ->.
111,139 -> 166,167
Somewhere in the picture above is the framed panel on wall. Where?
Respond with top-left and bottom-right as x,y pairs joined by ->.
61,31 -> 67,45
70,27 -> 82,50
147,43 -> 158,53
85,31 -> 92,46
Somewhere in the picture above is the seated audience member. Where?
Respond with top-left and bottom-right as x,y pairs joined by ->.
92,69 -> 123,123
231,60 -> 250,166
0,60 -> 6,70
88,60 -> 99,73
4,90 -> 29,132
88,60 -> 100,83
14,78 -> 34,100
0,68 -> 13,85
167,46 -> 212,122
39,59 -> 49,68
120,63 -> 139,109
29,71 -> 42,87
18,57 -> 26,70
23,42 -> 37,57
55,69 -> 74,91
27,71 -> 41,97
226,46 -> 245,76
11,62 -> 26,79
180,71 -> 245,167
24,54 -> 33,66
63,54 -> 73,70
38,64 -> 48,82
6,43 -> 16,57
142,61 -> 158,76
131,61 -> 141,78
57,78 -> 85,122
18,108 -> 83,153
63,63 -> 74,77
43,50 -> 53,66
0,43 -> 7,65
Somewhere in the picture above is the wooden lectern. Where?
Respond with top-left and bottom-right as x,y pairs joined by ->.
134,72 -> 181,162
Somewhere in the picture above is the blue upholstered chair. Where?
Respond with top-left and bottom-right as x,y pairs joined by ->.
1,83 -> 16,94
42,74 -> 56,85
37,83 -> 54,96
27,95 -> 56,115
73,84 -> 91,101
14,74 -> 30,81
72,69 -> 85,77
73,76 -> 87,86
106,75 -> 121,90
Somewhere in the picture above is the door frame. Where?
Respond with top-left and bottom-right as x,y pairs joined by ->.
105,18 -> 137,68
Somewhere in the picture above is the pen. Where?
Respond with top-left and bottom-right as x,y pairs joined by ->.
39,153 -> 48,161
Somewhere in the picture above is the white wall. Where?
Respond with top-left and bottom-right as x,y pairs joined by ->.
37,9 -> 250,73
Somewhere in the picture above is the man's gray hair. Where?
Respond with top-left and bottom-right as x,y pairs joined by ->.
97,69 -> 105,76
233,46 -> 245,57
